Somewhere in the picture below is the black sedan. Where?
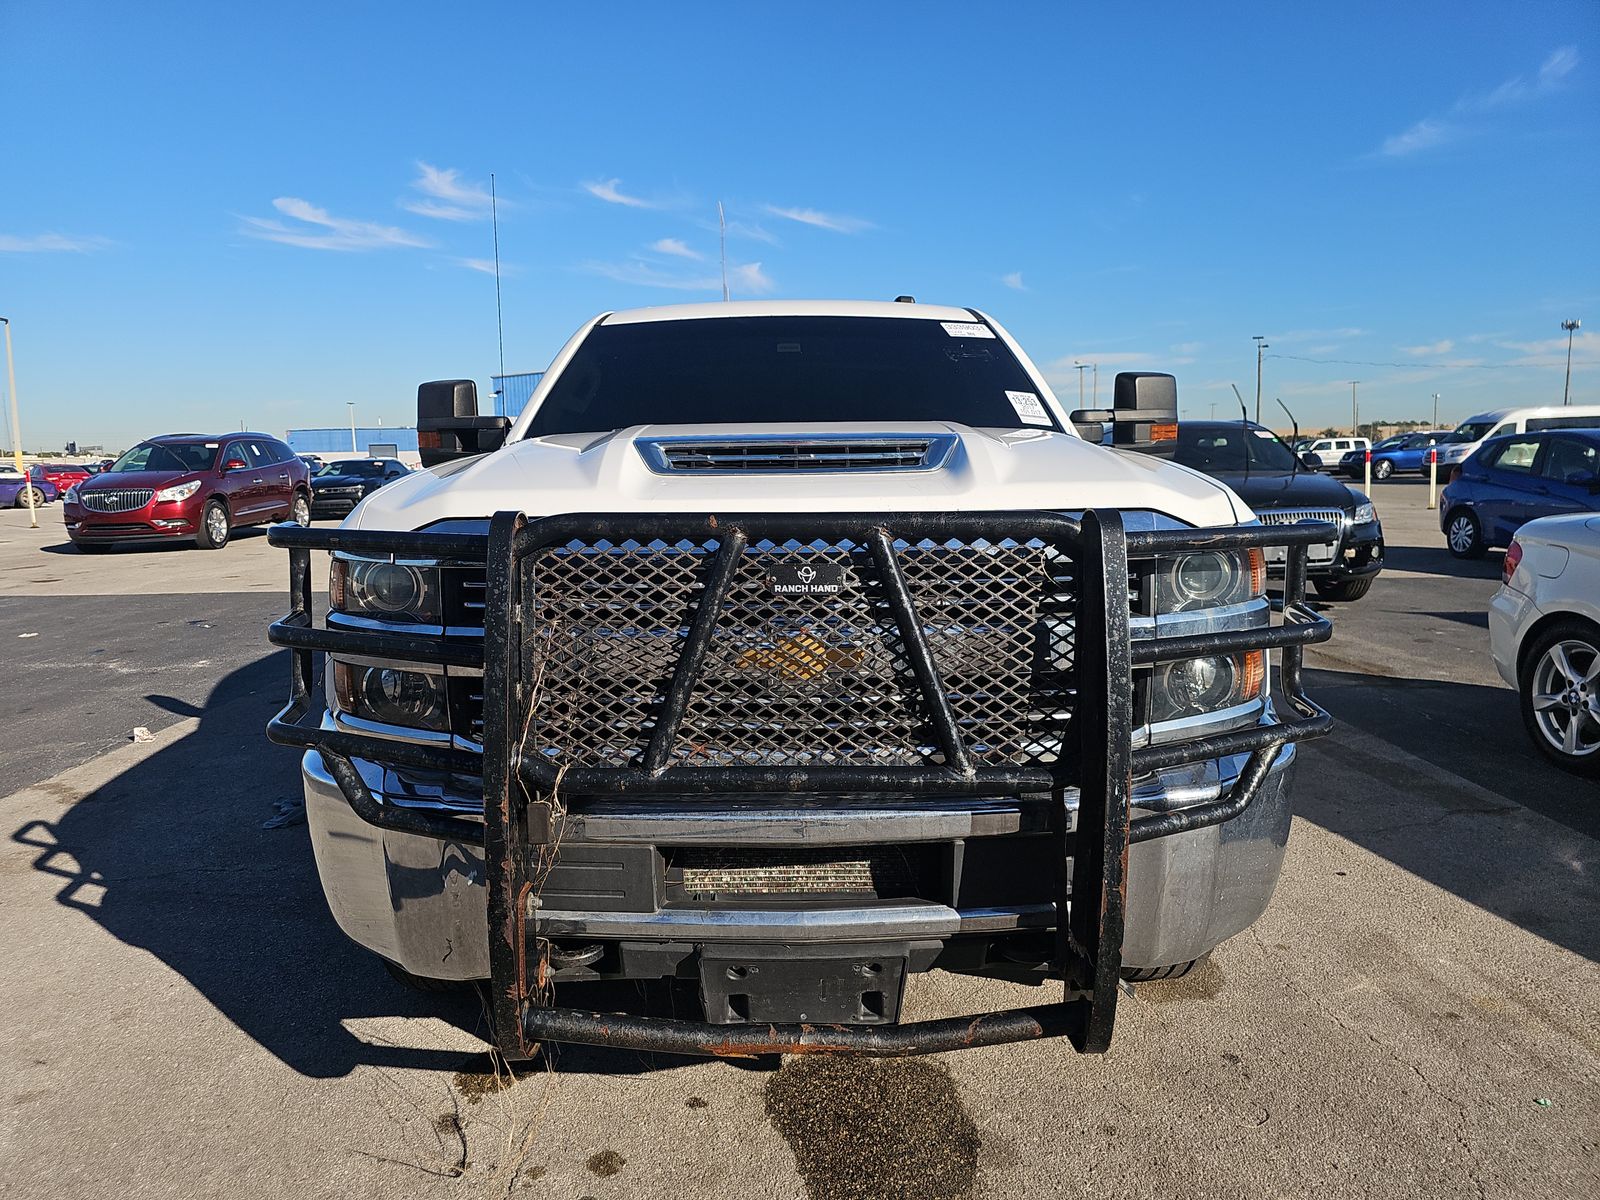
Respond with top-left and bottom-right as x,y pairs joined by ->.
309,458 -> 410,518
1172,421 -> 1385,601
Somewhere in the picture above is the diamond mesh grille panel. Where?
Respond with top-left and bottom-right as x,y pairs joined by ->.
519,535 -> 1075,771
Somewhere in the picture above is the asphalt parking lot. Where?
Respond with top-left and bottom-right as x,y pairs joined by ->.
0,484 -> 1595,1200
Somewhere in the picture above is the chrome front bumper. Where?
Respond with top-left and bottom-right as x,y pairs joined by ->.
301,739 -> 1297,982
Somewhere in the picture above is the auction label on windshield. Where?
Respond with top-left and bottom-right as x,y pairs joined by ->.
1005,390 -> 1052,426
941,321 -> 995,338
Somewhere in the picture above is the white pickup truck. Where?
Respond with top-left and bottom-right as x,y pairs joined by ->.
266,299 -> 1333,1058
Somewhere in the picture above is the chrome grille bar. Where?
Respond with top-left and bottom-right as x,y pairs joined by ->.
81,488 -> 155,512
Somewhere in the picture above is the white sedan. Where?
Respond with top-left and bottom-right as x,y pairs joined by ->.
1489,513 -> 1600,776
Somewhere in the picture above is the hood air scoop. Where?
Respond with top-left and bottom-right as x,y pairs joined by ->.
636,433 -> 958,474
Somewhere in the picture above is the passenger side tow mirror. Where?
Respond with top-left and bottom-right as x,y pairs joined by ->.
416,379 -> 512,467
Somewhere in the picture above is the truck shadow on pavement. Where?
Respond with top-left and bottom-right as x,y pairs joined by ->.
8,654 -> 748,1079
8,655 -> 497,1079
1295,666 -> 1600,964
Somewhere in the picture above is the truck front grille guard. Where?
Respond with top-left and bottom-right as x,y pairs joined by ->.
266,511 -> 1334,1057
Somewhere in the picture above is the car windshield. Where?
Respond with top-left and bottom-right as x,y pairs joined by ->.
1448,421 -> 1497,443
1372,436 -> 1407,452
318,460 -> 384,477
1174,425 -> 1300,472
524,315 -> 1060,436
107,441 -> 218,473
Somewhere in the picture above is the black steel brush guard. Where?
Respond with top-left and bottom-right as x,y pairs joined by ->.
267,510 -> 1333,1058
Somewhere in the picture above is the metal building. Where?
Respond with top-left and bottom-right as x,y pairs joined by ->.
286,427 -> 421,457
491,371 -> 545,419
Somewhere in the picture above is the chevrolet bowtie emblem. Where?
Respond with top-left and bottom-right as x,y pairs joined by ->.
737,633 -> 862,681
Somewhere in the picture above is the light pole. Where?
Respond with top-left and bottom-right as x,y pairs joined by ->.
1,317 -> 37,529
1562,319 -> 1581,405
1074,362 -> 1088,408
347,401 -> 357,453
1253,336 -> 1268,423
1091,362 -> 1098,407
1431,392 -> 1440,431
1349,381 -> 1361,439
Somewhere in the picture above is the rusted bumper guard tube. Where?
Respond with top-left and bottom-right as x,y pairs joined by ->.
266,512 -> 1334,1057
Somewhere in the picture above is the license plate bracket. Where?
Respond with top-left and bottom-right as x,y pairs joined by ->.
698,943 -> 909,1025
1266,541 -> 1335,565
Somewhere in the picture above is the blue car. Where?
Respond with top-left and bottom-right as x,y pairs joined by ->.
1338,431 -> 1448,480
0,468 -> 61,508
1440,428 -> 1600,558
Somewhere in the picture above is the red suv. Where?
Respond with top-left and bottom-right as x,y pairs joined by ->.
64,433 -> 311,551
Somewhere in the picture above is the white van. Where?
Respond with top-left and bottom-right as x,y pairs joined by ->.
1437,405 -> 1600,468
1302,435 -> 1370,470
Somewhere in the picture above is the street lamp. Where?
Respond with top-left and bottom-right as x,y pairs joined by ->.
1431,392 -> 1440,431
1073,362 -> 1088,408
347,401 -> 357,452
1,317 -> 37,528
1253,336 -> 1268,424
1349,381 -> 1361,439
1562,319 -> 1581,405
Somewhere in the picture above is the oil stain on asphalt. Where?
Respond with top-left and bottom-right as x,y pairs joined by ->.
764,1057 -> 979,1200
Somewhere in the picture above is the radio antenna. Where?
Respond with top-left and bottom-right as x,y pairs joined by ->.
718,200 -> 729,301
491,172 -> 506,398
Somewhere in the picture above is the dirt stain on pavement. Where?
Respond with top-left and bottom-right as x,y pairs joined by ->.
764,1057 -> 979,1200
1135,956 -> 1226,1005
452,1052 -> 527,1103
586,1149 -> 625,1177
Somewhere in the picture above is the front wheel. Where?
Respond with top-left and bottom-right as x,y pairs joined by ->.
1445,509 -> 1483,559
195,499 -> 230,550
290,491 -> 311,526
1314,576 -> 1374,602
1519,620 -> 1600,777
1373,460 -> 1393,480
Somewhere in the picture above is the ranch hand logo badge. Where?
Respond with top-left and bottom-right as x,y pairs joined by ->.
768,561 -> 846,596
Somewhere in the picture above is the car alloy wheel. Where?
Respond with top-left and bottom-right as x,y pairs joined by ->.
1446,512 -> 1481,557
1374,460 -> 1393,480
292,493 -> 311,526
15,486 -> 45,508
1529,638 -> 1600,761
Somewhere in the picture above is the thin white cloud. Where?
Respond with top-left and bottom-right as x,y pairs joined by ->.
241,197 -> 432,251
1402,339 -> 1454,356
582,258 -> 774,295
583,178 -> 657,209
1002,271 -> 1026,291
0,233 -> 110,253
720,218 -> 780,245
652,237 -> 702,260
764,204 -> 873,234
1273,327 -> 1367,344
402,162 -> 495,221
1381,119 -> 1453,158
455,257 -> 518,276
1171,341 -> 1204,356
1375,46 -> 1579,158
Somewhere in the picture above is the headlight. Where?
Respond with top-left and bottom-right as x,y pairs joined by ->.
154,479 -> 202,503
333,662 -> 449,732
64,483 -> 79,503
330,558 -> 442,624
1149,651 -> 1265,724
1353,502 -> 1376,525
1153,549 -> 1265,613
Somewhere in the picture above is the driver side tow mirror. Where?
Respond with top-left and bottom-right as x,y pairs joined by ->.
1069,373 -> 1179,457
417,379 -> 512,467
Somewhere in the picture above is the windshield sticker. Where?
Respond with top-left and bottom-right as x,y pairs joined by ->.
941,321 -> 995,339
1253,429 -> 1276,438
1005,390 -> 1051,426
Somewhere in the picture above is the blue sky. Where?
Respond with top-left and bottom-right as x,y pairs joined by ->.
2,1 -> 1597,448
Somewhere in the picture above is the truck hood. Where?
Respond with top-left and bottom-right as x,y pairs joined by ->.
350,423 -> 1247,531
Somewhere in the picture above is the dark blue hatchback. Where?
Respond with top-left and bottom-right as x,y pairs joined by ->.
1440,428 -> 1600,557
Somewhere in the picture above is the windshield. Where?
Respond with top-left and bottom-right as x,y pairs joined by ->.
1448,421 -> 1497,443
525,316 -> 1060,436
107,441 -> 218,474
318,460 -> 383,477
1174,425 -> 1300,473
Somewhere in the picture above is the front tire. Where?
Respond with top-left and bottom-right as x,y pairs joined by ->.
1314,576 -> 1374,602
1445,509 -> 1484,559
1122,959 -> 1200,983
196,499 -> 230,550
1519,620 -> 1600,777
